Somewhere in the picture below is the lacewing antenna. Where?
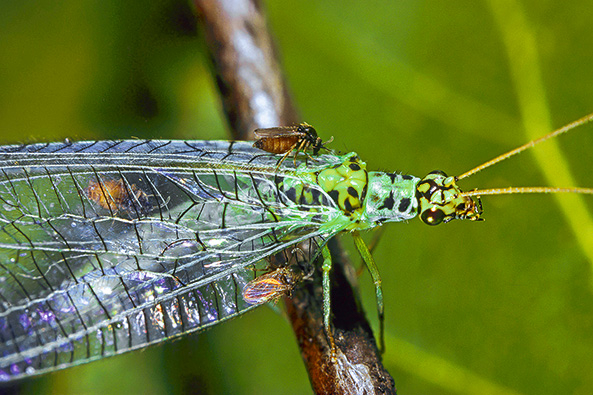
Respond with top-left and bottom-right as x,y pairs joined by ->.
455,112 -> 593,197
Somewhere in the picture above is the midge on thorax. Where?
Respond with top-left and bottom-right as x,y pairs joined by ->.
253,122 -> 333,167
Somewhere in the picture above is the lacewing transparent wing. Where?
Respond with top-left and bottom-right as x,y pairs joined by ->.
0,140 -> 339,381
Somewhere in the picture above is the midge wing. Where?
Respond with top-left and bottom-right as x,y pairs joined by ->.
0,140 -> 342,381
253,125 -> 301,138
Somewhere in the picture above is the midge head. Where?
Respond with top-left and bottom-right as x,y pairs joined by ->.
296,123 -> 334,155
297,124 -> 323,155
416,112 -> 593,226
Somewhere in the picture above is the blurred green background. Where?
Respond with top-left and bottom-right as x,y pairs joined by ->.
1,1 -> 593,394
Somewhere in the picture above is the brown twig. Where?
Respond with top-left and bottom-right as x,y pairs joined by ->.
193,0 -> 298,139
193,1 -> 396,393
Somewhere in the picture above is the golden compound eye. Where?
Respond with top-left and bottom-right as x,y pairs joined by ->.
420,207 -> 445,226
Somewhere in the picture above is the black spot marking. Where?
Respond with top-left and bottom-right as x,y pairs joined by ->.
402,175 -> 414,180
328,190 -> 340,205
378,191 -> 395,211
299,189 -> 308,205
347,186 -> 359,199
286,187 -> 297,202
398,197 -> 411,212
388,173 -> 398,183
349,163 -> 361,171
344,198 -> 354,213
417,179 -> 439,198
310,188 -> 322,204
274,175 -> 285,186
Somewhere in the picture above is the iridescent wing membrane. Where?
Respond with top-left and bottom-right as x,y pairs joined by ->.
0,140 -> 341,380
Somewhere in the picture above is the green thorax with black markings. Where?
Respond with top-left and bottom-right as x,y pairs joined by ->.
304,153 -> 419,231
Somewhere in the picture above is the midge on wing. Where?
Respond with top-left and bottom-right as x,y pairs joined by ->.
253,122 -> 333,166
85,176 -> 153,217
242,263 -> 311,305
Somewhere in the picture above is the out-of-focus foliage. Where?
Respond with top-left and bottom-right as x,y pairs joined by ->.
0,1 -> 592,394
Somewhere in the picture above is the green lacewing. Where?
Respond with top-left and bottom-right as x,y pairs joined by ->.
0,113 -> 591,380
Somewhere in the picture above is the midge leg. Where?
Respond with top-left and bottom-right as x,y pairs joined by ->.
274,148 -> 294,169
274,140 -> 306,169
352,231 -> 385,353
321,245 -> 337,358
292,139 -> 310,167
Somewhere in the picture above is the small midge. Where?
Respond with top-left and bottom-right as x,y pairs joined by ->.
85,178 -> 152,217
